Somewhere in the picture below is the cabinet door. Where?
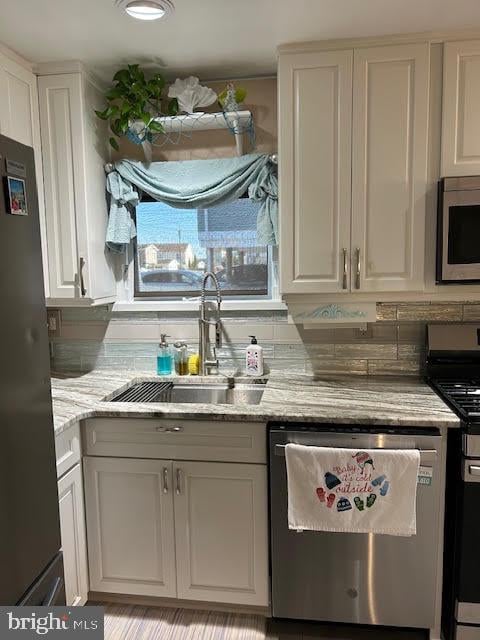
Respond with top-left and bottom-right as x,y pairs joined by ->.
0,52 -> 49,296
0,64 -> 9,136
58,463 -> 88,606
442,40 -> 480,176
83,457 -> 176,597
38,74 -> 82,300
0,53 -> 36,146
173,461 -> 269,607
279,50 -> 353,293
351,43 -> 429,292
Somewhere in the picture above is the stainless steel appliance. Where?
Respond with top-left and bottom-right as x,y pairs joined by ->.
0,135 -> 64,605
427,323 -> 480,640
437,176 -> 480,283
269,424 -> 444,631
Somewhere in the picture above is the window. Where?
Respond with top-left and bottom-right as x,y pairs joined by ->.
134,197 -> 271,298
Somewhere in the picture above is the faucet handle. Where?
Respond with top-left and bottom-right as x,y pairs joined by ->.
215,321 -> 222,348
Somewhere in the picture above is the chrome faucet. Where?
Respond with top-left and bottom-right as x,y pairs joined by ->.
199,272 -> 222,376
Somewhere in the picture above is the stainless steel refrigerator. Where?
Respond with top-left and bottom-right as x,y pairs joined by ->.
0,134 -> 65,605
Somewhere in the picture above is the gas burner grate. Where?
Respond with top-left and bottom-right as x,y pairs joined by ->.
429,378 -> 480,422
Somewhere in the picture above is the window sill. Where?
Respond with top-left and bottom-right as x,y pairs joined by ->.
112,299 -> 287,312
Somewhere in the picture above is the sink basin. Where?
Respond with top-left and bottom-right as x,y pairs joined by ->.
109,380 -> 266,406
162,383 -> 265,405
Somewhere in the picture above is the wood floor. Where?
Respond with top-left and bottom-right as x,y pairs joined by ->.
100,603 -> 428,640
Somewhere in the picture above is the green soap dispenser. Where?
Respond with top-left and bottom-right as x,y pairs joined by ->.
157,334 -> 173,375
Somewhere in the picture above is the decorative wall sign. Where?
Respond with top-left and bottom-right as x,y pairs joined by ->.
4,176 -> 28,216
287,302 -> 377,325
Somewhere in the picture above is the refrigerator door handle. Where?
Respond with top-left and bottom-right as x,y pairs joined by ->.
41,576 -> 64,606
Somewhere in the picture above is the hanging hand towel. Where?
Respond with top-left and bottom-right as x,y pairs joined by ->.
285,444 -> 420,536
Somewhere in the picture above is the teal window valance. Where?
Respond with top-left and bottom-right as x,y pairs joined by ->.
105,153 -> 278,254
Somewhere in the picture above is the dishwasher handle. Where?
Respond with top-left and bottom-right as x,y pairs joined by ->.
274,444 -> 437,465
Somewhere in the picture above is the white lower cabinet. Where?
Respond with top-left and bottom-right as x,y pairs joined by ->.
83,456 -> 269,607
173,461 -> 269,606
83,457 -> 176,598
58,463 -> 89,606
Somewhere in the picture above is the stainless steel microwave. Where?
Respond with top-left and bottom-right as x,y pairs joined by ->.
437,176 -> 480,283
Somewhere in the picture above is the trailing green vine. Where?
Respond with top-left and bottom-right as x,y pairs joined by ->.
95,64 -> 178,150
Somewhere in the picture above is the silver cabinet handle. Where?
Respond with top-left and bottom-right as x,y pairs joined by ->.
342,248 -> 348,290
175,468 -> 182,495
156,425 -> 183,433
79,257 -> 87,297
469,465 -> 480,476
355,248 -> 361,290
162,467 -> 169,494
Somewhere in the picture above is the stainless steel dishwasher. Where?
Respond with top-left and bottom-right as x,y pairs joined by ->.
269,423 -> 445,631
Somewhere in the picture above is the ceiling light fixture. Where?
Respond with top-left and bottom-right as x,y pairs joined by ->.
115,0 -> 174,21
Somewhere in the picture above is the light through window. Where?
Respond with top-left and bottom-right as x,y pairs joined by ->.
134,198 -> 269,297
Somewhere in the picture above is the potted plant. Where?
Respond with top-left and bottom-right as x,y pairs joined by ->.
95,64 -> 178,150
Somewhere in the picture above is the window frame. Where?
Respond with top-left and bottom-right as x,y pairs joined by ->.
132,194 -> 272,300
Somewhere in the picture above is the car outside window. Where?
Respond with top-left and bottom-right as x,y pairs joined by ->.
134,198 -> 269,298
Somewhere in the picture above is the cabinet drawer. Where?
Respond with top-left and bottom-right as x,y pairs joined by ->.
55,423 -> 81,478
83,418 -> 267,464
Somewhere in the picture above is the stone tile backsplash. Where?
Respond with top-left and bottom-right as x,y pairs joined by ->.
50,302 -> 480,377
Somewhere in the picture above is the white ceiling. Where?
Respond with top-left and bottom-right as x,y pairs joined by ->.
2,0 -> 480,82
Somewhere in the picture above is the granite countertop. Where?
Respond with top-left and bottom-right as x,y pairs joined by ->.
50,369 -> 459,435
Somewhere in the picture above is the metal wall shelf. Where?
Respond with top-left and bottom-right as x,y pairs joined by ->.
132,110 -> 254,161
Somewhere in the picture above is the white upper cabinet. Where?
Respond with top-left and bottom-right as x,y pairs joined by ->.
279,42 -> 429,295
351,43 -> 429,292
0,49 -> 43,155
0,49 -> 49,296
0,55 -> 36,146
38,70 -> 116,305
442,40 -> 480,177
0,64 -> 8,136
279,50 -> 353,294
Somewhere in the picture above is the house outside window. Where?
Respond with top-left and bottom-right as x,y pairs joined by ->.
134,197 -> 272,299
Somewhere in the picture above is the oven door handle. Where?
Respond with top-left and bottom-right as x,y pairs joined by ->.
464,463 -> 480,482
274,444 -> 437,465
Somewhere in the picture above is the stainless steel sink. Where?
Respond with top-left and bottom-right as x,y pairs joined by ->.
164,383 -> 265,405
109,380 -> 266,406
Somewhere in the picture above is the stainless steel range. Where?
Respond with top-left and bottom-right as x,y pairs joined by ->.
426,323 -> 480,640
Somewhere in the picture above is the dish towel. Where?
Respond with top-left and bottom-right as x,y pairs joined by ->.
285,444 -> 421,536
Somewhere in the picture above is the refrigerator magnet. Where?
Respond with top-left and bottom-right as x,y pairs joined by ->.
4,176 -> 28,216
